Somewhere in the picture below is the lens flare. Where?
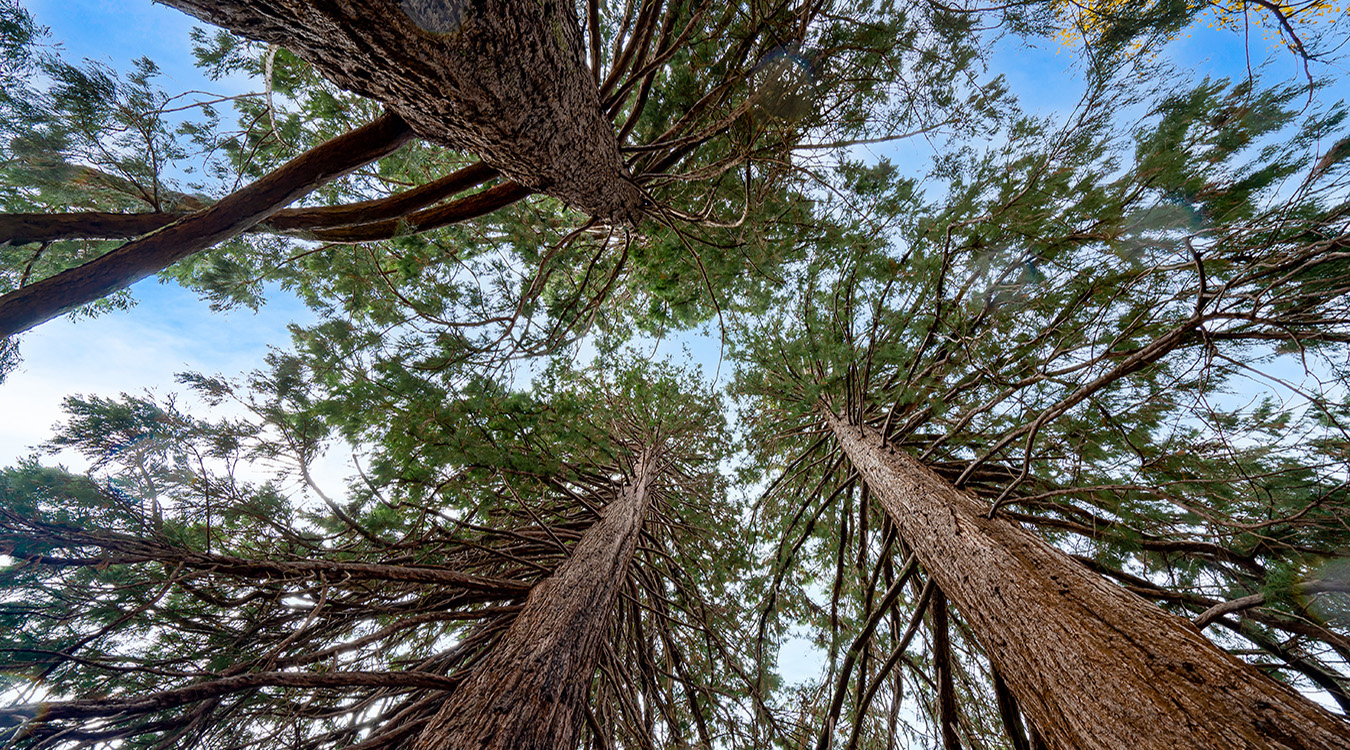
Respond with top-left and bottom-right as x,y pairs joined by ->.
401,0 -> 467,35
750,47 -> 819,122
1306,557 -> 1350,627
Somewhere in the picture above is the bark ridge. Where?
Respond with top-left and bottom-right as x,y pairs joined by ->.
159,0 -> 643,223
825,411 -> 1350,750
411,452 -> 656,749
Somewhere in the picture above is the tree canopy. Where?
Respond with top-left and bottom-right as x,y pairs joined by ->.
0,0 -> 1348,748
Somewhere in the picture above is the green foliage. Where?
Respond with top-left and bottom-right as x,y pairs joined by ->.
733,60 -> 1350,742
0,2 -> 1348,749
0,349 -> 754,748
0,1 -> 42,120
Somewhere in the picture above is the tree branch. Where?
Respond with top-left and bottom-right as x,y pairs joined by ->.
1193,580 -> 1350,630
0,162 -> 500,246
931,586 -> 961,750
0,670 -> 458,724
0,111 -> 414,339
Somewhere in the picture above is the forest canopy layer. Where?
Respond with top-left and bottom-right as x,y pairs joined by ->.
0,0 -> 1348,748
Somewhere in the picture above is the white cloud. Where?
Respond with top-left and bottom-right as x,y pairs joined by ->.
0,280 -> 310,468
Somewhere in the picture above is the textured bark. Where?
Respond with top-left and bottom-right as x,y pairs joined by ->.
823,411 -> 1350,750
0,112 -> 413,339
410,454 -> 655,750
0,212 -> 168,245
157,0 -> 643,223
305,181 -> 530,242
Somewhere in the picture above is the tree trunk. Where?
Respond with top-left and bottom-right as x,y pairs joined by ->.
157,0 -> 643,224
0,112 -> 413,339
823,410 -> 1350,750
411,452 -> 655,750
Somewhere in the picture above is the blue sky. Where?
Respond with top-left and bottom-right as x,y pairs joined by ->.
1,2 -> 309,467
23,0 -> 222,87
0,281 -> 314,464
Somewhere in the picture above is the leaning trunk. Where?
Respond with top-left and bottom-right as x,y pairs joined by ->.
0,112 -> 413,339
411,453 -> 655,750
158,0 -> 642,223
823,411 -> 1350,749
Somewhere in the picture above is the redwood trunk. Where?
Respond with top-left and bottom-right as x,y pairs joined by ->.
823,411 -> 1350,749
411,454 -> 655,750
157,0 -> 643,223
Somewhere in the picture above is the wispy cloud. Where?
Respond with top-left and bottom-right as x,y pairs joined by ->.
0,280 -> 311,466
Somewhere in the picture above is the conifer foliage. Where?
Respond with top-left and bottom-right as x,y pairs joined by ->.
0,1 -> 1348,749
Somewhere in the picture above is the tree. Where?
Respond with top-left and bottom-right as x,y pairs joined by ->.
2,1 -> 1349,749
0,0 -> 985,344
411,446 -> 656,750
157,0 -> 645,222
0,111 -> 414,336
735,66 -> 1350,748
822,412 -> 1348,748
0,356 -> 753,749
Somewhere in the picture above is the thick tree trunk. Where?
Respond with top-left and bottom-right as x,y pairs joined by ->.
157,0 -> 643,223
0,112 -> 413,339
411,453 -> 655,750
823,411 -> 1350,750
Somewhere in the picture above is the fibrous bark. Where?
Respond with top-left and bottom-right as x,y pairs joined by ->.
823,411 -> 1350,750
0,111 -> 413,339
157,0 -> 644,223
410,452 -> 655,750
